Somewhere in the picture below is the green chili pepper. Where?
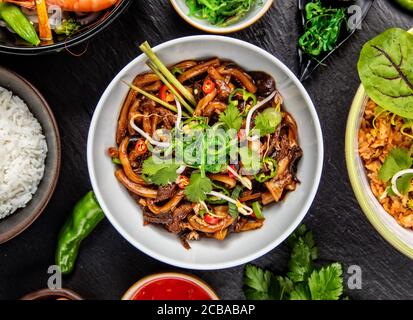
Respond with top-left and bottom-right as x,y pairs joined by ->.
228,88 -> 257,110
171,66 -> 184,75
252,201 -> 264,220
255,157 -> 277,182
112,157 -> 122,165
0,3 -> 40,46
394,0 -> 413,11
55,191 -> 105,275
206,183 -> 230,204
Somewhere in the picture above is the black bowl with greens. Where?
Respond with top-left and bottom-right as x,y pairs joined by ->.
0,0 -> 131,56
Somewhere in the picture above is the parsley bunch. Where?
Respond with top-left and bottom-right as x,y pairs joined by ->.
243,225 -> 345,300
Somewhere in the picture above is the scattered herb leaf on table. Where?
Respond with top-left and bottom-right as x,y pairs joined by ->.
243,224 -> 345,300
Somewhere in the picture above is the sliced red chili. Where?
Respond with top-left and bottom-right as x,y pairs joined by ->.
228,164 -> 237,179
159,84 -> 175,102
204,214 -> 220,225
202,79 -> 215,94
135,139 -> 148,156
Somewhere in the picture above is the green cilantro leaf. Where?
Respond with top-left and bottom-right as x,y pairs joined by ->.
308,263 -> 343,300
287,238 -> 315,283
243,265 -> 279,300
219,103 -> 242,131
254,108 -> 282,137
290,283 -> 311,300
396,173 -> 413,195
242,224 -> 345,301
288,224 -> 318,260
379,148 -> 412,182
142,156 -> 179,186
277,276 -> 294,300
287,225 -> 318,283
239,146 -> 262,174
184,173 -> 212,202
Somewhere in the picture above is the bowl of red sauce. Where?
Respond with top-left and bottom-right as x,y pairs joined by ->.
122,273 -> 219,300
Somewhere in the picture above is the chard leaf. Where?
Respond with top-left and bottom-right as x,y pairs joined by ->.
358,28 -> 413,119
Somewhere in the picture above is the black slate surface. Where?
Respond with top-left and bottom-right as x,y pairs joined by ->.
0,0 -> 412,300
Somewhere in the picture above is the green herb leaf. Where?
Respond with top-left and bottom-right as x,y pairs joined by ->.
358,28 -> 413,119
239,146 -> 262,174
379,147 -> 412,182
308,263 -> 344,300
243,265 -> 279,300
242,224 -> 344,301
277,276 -> 294,300
228,185 -> 243,218
396,173 -> 413,195
290,283 -> 312,300
185,173 -> 212,202
219,103 -> 242,131
287,238 -> 315,283
254,108 -> 282,136
142,156 -> 179,186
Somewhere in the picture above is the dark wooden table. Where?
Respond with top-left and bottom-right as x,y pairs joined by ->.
1,0 -> 412,300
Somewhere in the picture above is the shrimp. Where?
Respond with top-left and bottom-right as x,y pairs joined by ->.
4,0 -> 118,12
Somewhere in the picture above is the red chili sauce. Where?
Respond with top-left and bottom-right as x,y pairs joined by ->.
132,277 -> 212,300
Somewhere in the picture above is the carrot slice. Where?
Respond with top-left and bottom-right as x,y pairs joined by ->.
35,0 -> 52,41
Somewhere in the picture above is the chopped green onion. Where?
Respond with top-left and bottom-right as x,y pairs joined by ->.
255,157 -> 277,182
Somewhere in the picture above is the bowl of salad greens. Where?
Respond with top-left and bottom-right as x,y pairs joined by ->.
170,0 -> 274,34
346,28 -> 413,260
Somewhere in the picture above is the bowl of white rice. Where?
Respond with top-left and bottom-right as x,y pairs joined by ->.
0,67 -> 60,244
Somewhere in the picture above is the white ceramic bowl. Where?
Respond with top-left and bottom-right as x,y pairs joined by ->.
87,35 -> 323,270
169,0 -> 274,34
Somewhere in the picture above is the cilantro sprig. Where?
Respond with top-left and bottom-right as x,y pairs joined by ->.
243,224 -> 345,300
219,103 -> 242,131
142,156 -> 180,186
254,108 -> 282,137
184,173 -> 212,202
379,147 -> 412,182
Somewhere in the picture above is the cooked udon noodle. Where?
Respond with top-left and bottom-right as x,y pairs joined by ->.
109,57 -> 302,249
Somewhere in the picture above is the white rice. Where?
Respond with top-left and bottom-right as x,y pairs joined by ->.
0,87 -> 47,219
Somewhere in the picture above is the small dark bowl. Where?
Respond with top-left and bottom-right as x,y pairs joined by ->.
21,288 -> 83,300
0,0 -> 131,56
0,67 -> 61,244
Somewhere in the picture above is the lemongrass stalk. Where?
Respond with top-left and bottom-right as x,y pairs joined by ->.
122,81 -> 190,117
139,41 -> 196,106
147,61 -> 195,114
